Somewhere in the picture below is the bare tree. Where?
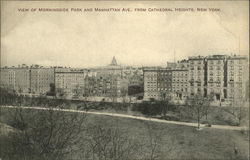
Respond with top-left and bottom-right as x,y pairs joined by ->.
159,91 -> 170,119
223,99 -> 246,126
120,86 -> 128,104
186,94 -> 212,129
2,105 -> 87,160
145,122 -> 163,160
55,88 -> 66,99
143,121 -> 177,160
82,118 -> 141,160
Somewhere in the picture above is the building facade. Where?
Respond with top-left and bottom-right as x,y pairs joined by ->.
143,55 -> 248,103
226,55 -> 248,101
15,68 -> 31,94
143,67 -> 172,101
1,55 -> 248,104
1,67 -> 55,95
206,55 -> 227,101
0,68 -> 16,90
55,69 -> 86,98
143,68 -> 159,100
30,68 -> 55,95
157,68 -> 172,100
188,56 -> 206,97
172,68 -> 188,100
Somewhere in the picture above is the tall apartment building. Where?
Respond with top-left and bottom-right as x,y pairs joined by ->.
188,55 -> 248,102
30,68 -> 55,94
188,56 -> 206,97
0,68 -> 16,90
143,55 -> 248,103
206,55 -> 227,100
157,68 -> 172,100
1,67 -> 55,95
172,68 -> 188,100
170,60 -> 189,100
143,67 -> 159,100
55,69 -> 86,98
143,67 -> 172,100
226,55 -> 248,101
15,68 -> 31,94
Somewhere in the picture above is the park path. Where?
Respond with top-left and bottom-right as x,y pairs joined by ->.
0,105 -> 246,131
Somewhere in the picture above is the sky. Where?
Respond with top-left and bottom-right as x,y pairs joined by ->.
1,1 -> 249,68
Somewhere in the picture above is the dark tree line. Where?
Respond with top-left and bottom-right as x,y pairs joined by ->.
1,106 -> 86,160
0,108 -> 179,160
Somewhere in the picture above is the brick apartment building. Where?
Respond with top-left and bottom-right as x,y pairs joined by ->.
0,68 -> 16,90
143,54 -> 248,103
30,68 -> 55,94
1,66 -> 55,95
55,69 -> 86,98
188,56 -> 206,98
143,67 -> 172,100
1,55 -> 247,104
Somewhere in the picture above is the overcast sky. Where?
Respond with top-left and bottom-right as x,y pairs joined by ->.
1,1 -> 249,67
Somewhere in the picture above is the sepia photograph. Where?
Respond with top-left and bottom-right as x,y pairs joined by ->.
0,0 -> 249,160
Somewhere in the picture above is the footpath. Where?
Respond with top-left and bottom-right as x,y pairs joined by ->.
1,105 -> 247,131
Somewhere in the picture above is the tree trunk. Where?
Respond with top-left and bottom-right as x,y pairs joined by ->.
197,108 -> 200,129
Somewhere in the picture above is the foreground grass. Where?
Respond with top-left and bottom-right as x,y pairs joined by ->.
0,108 -> 249,160
84,114 -> 249,160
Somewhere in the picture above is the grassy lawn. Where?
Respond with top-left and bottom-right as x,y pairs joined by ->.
84,114 -> 249,160
0,107 -> 249,160
2,95 -> 248,127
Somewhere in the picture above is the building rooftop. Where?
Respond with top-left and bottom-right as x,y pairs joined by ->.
188,55 -> 205,60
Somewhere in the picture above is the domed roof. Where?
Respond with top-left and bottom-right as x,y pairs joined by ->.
110,56 -> 118,66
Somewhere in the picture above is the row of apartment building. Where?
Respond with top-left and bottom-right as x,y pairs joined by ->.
143,55 -> 249,102
0,57 -> 143,100
1,55 -> 248,103
0,67 -> 55,94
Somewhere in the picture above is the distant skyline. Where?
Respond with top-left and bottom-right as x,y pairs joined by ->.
1,1 -> 249,68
